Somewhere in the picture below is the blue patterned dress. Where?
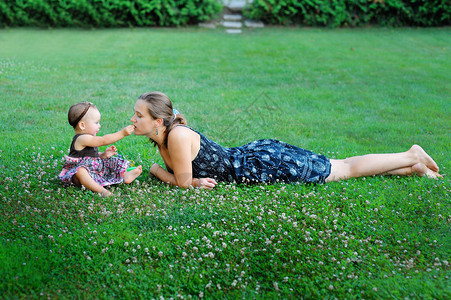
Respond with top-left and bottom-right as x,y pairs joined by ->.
170,127 -> 331,184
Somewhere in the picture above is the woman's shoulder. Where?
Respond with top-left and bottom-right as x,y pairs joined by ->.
168,125 -> 199,141
170,125 -> 197,135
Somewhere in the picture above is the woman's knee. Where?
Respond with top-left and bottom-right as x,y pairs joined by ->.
326,159 -> 352,182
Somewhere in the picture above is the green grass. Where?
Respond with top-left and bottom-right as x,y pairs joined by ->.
0,27 -> 450,298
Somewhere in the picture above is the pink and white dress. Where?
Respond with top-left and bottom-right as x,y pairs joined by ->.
59,134 -> 129,186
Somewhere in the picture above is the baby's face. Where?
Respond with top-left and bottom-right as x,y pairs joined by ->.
82,108 -> 101,136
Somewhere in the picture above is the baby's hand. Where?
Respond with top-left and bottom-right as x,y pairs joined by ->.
122,125 -> 135,136
103,145 -> 118,159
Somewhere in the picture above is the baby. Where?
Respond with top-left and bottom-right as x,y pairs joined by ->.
59,101 -> 142,196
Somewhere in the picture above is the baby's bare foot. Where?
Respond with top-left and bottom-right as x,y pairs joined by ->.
410,145 -> 439,173
124,165 -> 143,184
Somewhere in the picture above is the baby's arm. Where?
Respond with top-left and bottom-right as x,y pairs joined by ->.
76,125 -> 134,149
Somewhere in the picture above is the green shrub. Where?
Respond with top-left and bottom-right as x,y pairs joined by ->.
0,0 -> 222,27
244,0 -> 451,27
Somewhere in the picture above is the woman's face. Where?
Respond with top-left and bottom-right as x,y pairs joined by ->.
131,99 -> 156,136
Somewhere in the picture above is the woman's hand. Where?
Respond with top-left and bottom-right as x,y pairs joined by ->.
194,178 -> 217,190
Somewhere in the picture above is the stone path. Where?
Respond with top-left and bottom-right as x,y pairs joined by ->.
199,0 -> 264,34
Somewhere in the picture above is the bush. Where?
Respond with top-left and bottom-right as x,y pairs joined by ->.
0,0 -> 222,27
244,0 -> 451,27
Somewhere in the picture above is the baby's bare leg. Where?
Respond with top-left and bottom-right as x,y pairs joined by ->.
124,165 -> 143,184
73,167 -> 113,197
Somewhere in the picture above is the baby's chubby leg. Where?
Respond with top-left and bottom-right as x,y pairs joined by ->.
73,167 -> 113,197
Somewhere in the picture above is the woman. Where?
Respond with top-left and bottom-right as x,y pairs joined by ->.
131,91 -> 441,189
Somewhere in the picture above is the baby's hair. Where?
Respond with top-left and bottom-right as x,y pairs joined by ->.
68,102 -> 97,128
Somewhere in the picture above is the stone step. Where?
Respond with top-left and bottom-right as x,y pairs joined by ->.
222,21 -> 242,28
223,0 -> 249,12
244,19 -> 264,28
223,14 -> 242,21
226,29 -> 242,34
198,22 -> 216,29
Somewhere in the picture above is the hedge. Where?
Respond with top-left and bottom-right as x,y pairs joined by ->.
244,0 -> 451,27
0,0 -> 222,27
1,0 -> 450,28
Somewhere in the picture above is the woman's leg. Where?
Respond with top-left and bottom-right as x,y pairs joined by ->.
384,163 -> 442,178
326,145 -> 440,182
73,167 -> 113,197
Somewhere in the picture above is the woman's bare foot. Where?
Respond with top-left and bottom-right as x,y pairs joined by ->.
410,145 -> 439,172
124,165 -> 143,184
411,163 -> 442,179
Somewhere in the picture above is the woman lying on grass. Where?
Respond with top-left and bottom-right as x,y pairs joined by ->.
131,91 -> 441,190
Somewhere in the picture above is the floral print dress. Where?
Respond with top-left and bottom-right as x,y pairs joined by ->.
59,134 -> 129,186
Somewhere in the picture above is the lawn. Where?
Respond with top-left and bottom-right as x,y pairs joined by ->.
0,27 -> 450,298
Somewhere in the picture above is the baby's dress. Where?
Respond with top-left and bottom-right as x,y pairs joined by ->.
59,134 -> 129,186
170,127 -> 331,184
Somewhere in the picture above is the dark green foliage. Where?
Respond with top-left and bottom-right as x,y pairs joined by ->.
0,0 -> 222,27
245,0 -> 451,27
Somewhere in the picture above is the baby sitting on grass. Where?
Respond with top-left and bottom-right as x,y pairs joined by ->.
59,101 -> 142,196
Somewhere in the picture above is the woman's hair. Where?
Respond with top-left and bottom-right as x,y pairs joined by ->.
68,102 -> 97,128
138,91 -> 187,147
